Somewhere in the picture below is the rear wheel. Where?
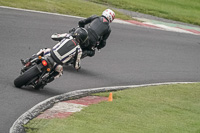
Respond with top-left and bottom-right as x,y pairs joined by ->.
14,66 -> 40,88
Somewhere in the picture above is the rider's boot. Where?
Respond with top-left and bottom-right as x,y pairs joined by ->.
82,50 -> 95,57
51,33 -> 68,41
47,71 -> 60,83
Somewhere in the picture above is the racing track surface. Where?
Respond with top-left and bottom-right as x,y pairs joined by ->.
0,7 -> 200,132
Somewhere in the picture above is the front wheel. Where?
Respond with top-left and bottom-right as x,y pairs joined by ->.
14,66 -> 41,88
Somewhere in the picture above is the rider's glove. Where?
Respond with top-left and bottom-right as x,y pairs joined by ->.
78,20 -> 85,28
69,28 -> 76,33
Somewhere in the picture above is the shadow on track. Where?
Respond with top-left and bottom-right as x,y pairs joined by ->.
63,66 -> 102,77
13,85 -> 64,97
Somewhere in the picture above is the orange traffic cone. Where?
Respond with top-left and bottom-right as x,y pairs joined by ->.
108,92 -> 113,102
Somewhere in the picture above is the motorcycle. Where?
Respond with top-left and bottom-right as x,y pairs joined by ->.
14,27 -> 88,89
14,55 -> 56,89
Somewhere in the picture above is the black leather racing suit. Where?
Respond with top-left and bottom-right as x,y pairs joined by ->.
78,15 -> 111,57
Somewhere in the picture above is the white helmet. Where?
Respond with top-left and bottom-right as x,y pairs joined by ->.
102,9 -> 115,23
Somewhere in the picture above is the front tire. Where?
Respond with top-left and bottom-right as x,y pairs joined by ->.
14,66 -> 40,88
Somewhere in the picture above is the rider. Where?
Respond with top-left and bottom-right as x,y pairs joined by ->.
22,27 -> 88,80
51,9 -> 115,58
78,9 -> 115,57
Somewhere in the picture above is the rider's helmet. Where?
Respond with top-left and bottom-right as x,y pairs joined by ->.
102,9 -> 115,23
74,27 -> 88,44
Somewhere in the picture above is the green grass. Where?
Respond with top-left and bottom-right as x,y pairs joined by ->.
25,83 -> 200,133
1,0 -> 200,25
89,0 -> 200,26
0,0 -> 131,20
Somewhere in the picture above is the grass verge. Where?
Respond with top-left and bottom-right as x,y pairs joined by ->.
89,0 -> 200,26
25,83 -> 200,133
0,0 -> 131,20
1,0 -> 200,25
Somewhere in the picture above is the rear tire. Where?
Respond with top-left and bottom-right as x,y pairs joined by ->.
14,66 -> 40,88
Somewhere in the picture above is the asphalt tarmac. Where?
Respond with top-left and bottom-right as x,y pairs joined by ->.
0,7 -> 200,132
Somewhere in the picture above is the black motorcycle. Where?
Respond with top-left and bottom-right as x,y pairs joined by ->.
14,55 -> 56,89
